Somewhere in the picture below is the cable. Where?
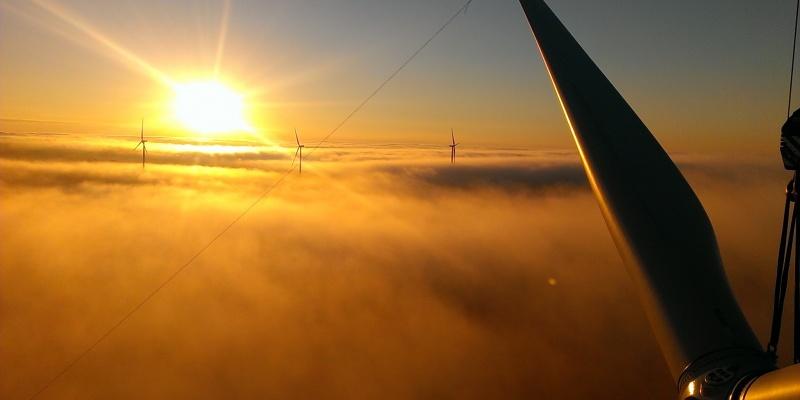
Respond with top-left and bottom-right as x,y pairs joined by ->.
795,190 -> 800,363
788,0 -> 799,119
768,178 -> 797,357
767,170 -> 800,364
26,1 -> 475,398
25,170 -> 291,400
304,0 -> 474,159
768,181 -> 793,356
769,0 -> 800,363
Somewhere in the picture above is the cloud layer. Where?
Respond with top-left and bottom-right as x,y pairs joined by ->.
0,134 -> 790,399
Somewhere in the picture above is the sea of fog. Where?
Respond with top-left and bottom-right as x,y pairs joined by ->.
0,133 -> 791,399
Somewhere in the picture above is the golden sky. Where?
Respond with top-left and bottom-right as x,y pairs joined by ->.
0,0 -> 796,153
2,1 -> 800,398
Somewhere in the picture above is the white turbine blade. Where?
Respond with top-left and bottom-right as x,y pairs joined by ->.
295,129 -> 301,146
451,128 -> 456,145
134,141 -> 142,151
519,0 -> 763,384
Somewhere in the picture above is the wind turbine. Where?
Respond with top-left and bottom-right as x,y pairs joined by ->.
518,1 -> 799,399
449,128 -> 459,164
133,119 -> 147,168
292,129 -> 305,174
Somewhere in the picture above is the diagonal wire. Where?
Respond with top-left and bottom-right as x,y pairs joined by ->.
290,146 -> 300,168
26,170 -> 291,400
304,0 -> 474,159
26,1 -> 475,398
788,0 -> 800,119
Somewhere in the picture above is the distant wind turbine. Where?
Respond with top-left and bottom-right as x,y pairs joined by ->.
133,119 -> 147,168
449,128 -> 459,164
292,129 -> 305,174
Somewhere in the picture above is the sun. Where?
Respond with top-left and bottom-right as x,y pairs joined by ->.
171,80 -> 252,134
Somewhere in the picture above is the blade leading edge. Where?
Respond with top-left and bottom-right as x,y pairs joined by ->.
518,0 -> 762,382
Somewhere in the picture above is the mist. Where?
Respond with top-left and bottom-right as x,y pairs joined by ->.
0,133 -> 790,399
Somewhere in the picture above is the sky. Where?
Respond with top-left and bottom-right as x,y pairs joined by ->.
0,0 -> 797,152
2,0 -> 800,399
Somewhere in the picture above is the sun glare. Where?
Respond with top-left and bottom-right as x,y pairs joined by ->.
172,81 -> 251,134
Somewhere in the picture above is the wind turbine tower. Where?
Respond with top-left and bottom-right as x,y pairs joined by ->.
449,128 -> 459,164
293,129 -> 305,174
133,119 -> 147,168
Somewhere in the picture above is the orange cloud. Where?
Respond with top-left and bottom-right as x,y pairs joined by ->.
0,133 -> 789,399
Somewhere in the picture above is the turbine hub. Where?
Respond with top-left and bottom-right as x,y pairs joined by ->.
677,348 -> 774,400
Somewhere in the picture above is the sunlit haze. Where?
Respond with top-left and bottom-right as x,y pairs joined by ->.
2,1 -> 799,399
171,81 -> 251,134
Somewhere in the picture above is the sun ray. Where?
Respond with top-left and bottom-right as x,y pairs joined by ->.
29,0 -> 174,87
213,0 -> 232,79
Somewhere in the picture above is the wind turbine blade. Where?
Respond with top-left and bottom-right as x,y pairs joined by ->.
295,129 -> 300,146
140,118 -> 144,140
518,0 -> 763,383
291,147 -> 300,167
451,128 -> 456,145
134,141 -> 142,151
